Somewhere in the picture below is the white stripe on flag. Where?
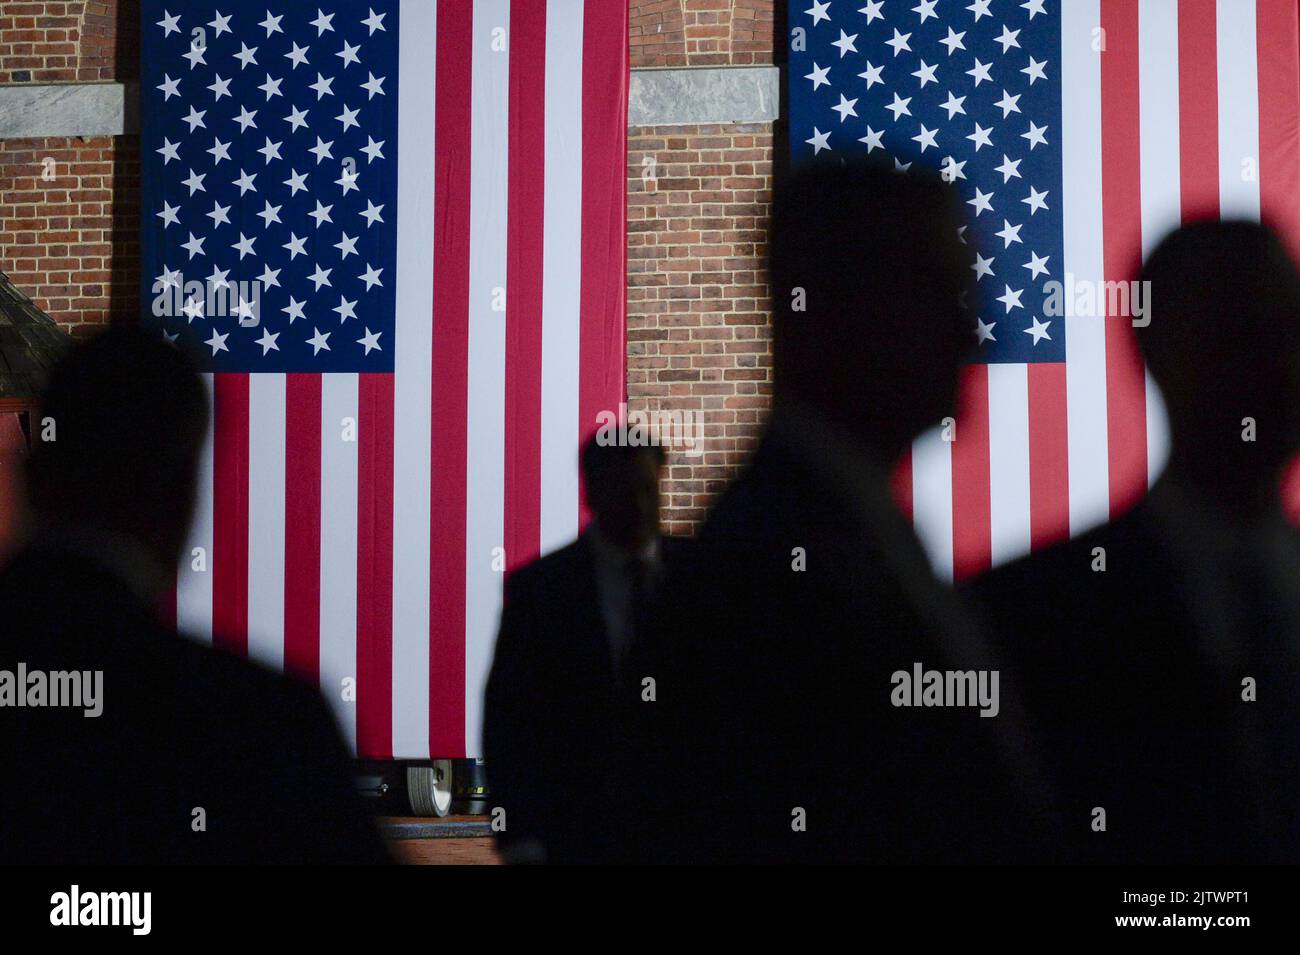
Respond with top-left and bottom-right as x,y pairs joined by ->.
538,0 -> 586,557
1138,0 -> 1178,486
246,372 -> 286,672
1216,0 -> 1262,221
1060,0 -> 1110,534
1138,0 -> 1183,255
320,373 -> 359,751
1146,371 -> 1169,484
391,0 -> 438,759
911,427 -> 955,582
464,0 -> 511,756
987,363 -> 1031,567
177,372 -> 215,643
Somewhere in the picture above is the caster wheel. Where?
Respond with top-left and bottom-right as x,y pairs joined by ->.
407,759 -> 454,817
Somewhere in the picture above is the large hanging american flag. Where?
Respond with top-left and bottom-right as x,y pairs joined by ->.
140,0 -> 628,759
790,0 -> 1300,580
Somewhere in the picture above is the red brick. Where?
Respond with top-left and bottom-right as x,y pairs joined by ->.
0,134 -> 139,335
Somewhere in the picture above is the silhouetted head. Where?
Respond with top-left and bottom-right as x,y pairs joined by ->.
1136,221 -> 1300,493
580,435 -> 665,552
768,158 -> 974,459
25,325 -> 208,571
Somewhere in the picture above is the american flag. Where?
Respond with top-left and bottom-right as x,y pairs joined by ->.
790,0 -> 1300,581
139,0 -> 629,759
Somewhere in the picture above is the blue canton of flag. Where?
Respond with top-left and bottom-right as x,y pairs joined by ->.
789,0 -> 1065,363
140,1 -> 399,372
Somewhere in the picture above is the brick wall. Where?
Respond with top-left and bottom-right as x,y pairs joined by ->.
0,0 -> 780,528
627,123 -> 775,533
627,0 -> 781,532
0,134 -> 140,336
630,0 -> 776,67
0,0 -> 139,335
0,0 -> 137,84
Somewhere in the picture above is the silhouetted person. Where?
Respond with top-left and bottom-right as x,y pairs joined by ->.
483,436 -> 685,864
0,326 -> 388,864
625,159 -> 1062,864
968,221 -> 1300,863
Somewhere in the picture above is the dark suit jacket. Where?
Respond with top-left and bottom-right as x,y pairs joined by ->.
0,544 -> 390,865
482,532 -> 688,864
627,419 -> 1061,864
966,487 -> 1300,864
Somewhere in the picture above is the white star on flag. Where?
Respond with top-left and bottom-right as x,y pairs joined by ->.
805,127 -> 831,153
1024,316 -> 1052,344
334,296 -> 358,322
996,284 -> 1025,313
967,187 -> 994,216
205,330 -> 230,355
256,328 -> 281,355
1023,186 -> 1050,214
885,29 -> 912,57
1023,251 -> 1051,279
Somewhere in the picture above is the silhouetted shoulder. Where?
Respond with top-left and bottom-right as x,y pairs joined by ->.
129,636 -> 388,864
0,545 -> 387,864
695,436 -> 839,556
965,502 -> 1164,616
503,537 -> 592,602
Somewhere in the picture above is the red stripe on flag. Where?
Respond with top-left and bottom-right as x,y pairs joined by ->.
1027,362 -> 1070,551
504,0 -> 547,574
158,572 -> 177,629
1257,0 -> 1300,520
1256,0 -> 1300,257
892,449 -> 914,520
1100,0 -> 1149,519
1177,0 -> 1221,221
951,364 -> 991,582
211,373 -> 249,655
578,0 -> 630,525
428,0 -> 472,758
283,373 -> 321,684
357,373 -> 395,759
